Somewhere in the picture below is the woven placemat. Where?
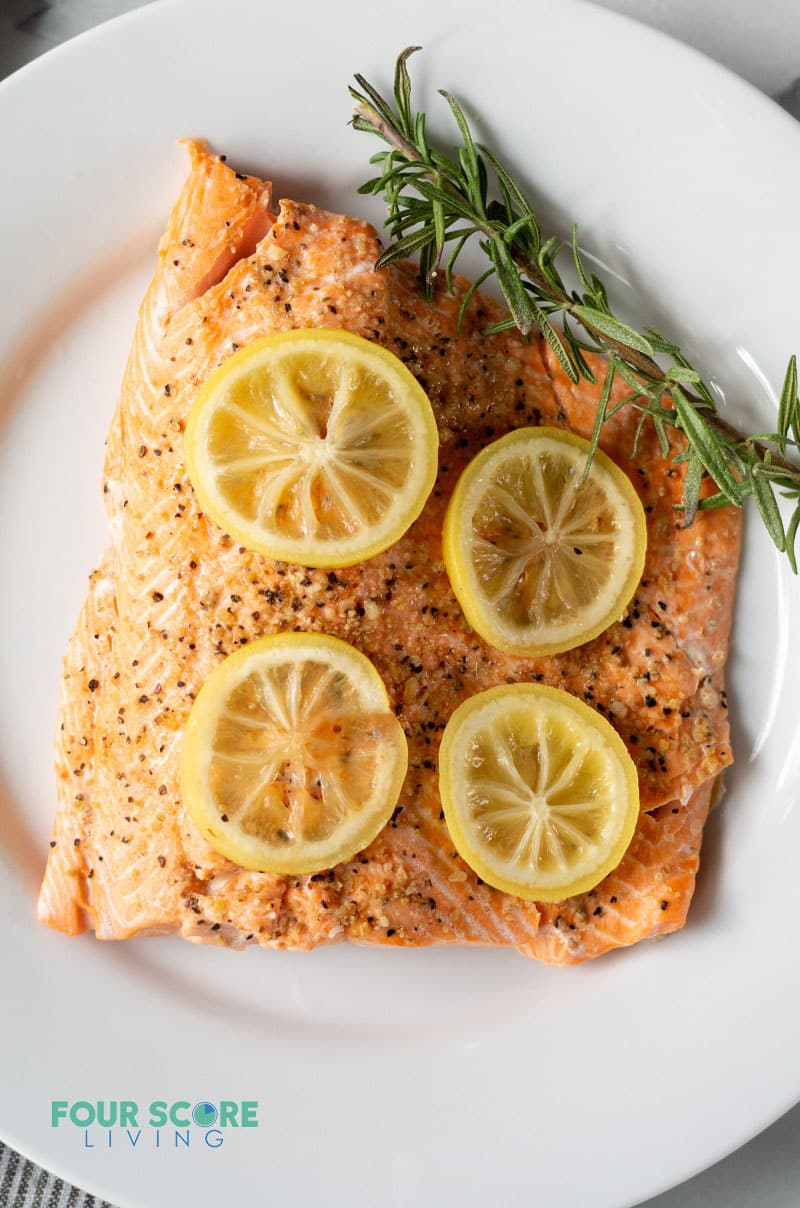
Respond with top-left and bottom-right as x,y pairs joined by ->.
0,1143 -> 112,1208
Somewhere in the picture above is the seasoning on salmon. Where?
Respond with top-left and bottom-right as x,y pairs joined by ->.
37,141 -> 741,962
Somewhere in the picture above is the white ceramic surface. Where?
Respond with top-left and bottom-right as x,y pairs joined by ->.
1,3 -> 800,1206
593,0 -> 800,94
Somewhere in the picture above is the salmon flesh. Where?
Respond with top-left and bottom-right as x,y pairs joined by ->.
37,142 -> 741,963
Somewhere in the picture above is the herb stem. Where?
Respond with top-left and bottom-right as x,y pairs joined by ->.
350,49 -> 800,565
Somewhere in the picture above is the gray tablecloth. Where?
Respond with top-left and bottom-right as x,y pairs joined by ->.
0,1146 -> 110,1208
2,3 -> 799,1207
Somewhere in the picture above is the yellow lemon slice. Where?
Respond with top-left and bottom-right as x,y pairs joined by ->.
438,684 -> 639,901
180,633 -> 408,874
184,329 -> 439,568
443,427 -> 646,656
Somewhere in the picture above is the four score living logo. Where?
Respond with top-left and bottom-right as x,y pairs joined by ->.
51,1100 -> 259,1150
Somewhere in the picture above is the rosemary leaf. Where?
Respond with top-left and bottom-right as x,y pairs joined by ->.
751,472 -> 786,551
350,48 -> 800,567
413,178 -> 477,221
786,505 -> 800,573
418,239 -> 435,298
432,200 -> 446,264
375,227 -> 435,268
697,491 -> 734,510
445,232 -> 471,292
439,92 -> 483,209
670,386 -> 744,505
778,354 -> 798,449
562,314 -> 597,384
478,145 -> 538,229
608,360 -> 644,401
350,114 -> 382,138
414,110 -> 429,159
503,213 -> 542,246
532,301 -> 579,383
666,365 -> 703,385
571,225 -> 593,295
572,306 -> 655,358
393,46 -> 420,136
631,410 -> 649,458
653,416 -> 670,459
745,462 -> 797,482
589,274 -> 610,312
582,360 -> 616,482
456,267 -> 496,333
607,390 -> 646,419
681,455 -> 704,527
351,75 -> 398,131
481,317 -> 520,337
487,237 -> 534,334
643,327 -> 682,356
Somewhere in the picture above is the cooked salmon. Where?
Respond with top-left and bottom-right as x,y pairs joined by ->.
37,141 -> 741,962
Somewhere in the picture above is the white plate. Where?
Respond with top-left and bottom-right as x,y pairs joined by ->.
1,2 -> 799,1205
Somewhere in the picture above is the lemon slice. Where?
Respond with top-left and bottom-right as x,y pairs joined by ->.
184,329 -> 439,567
443,427 -> 646,656
439,684 -> 639,901
180,633 -> 408,874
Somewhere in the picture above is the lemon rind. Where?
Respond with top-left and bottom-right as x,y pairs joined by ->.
439,683 -> 640,902
443,427 -> 647,657
184,329 -> 439,569
180,632 -> 409,874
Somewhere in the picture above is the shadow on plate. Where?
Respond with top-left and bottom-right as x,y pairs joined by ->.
0,226 -> 160,441
681,793 -> 727,929
0,770 -> 45,892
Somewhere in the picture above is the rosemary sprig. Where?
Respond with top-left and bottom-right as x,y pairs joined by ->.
350,47 -> 800,569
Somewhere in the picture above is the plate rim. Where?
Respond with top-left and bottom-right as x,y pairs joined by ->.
2,2 -> 800,1206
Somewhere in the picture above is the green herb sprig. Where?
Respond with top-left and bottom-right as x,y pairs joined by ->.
350,48 -> 800,567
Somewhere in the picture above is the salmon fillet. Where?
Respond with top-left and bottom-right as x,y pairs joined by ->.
38,141 -> 741,963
